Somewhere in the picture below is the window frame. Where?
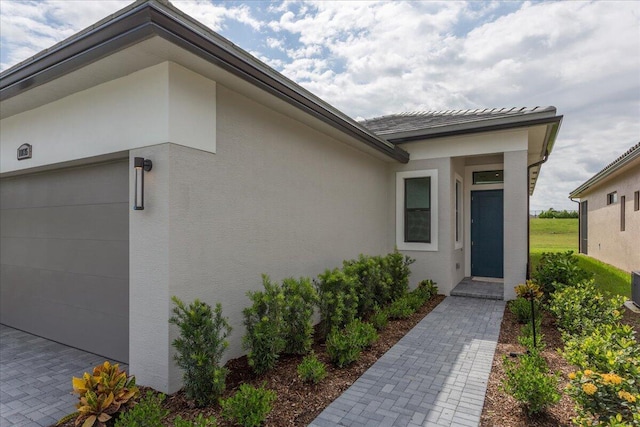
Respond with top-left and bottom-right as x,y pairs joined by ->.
634,191 -> 639,211
455,175 -> 463,249
396,169 -> 438,251
607,191 -> 618,205
621,195 -> 626,231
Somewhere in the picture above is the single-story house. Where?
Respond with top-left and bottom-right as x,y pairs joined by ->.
0,0 -> 562,393
569,142 -> 640,273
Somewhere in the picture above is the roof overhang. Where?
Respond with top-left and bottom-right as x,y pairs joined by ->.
0,0 -> 409,163
569,142 -> 640,198
373,109 -> 562,195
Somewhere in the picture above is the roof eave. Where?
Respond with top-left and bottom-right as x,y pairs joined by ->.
0,0 -> 409,164
383,114 -> 563,144
569,148 -> 640,198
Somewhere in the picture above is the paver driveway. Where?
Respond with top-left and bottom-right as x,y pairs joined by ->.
0,325 -> 125,427
310,296 -> 505,427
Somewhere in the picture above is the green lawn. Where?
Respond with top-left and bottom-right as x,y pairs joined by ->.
530,217 -> 578,253
529,217 -> 631,297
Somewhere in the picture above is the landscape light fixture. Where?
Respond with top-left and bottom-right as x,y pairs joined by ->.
133,157 -> 152,210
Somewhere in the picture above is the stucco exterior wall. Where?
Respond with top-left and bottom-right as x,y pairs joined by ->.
451,157 -> 466,288
130,84 -> 391,393
503,150 -> 529,300
395,130 -> 529,298
389,158 -> 454,294
0,62 -> 216,174
581,165 -> 640,272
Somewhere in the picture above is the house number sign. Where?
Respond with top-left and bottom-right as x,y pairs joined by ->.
17,143 -> 32,160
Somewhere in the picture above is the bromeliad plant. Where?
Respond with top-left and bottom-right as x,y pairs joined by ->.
71,361 -> 139,427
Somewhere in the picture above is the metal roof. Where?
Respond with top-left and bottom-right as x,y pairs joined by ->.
360,107 -> 560,142
570,141 -> 640,198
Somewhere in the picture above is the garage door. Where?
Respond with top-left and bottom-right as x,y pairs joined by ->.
0,160 -> 129,362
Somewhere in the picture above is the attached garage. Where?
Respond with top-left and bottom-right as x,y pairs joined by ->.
0,159 -> 129,362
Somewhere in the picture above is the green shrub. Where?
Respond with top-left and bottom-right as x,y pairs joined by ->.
567,370 -> 640,426
347,319 -> 378,348
173,414 -> 217,427
326,328 -> 361,368
387,296 -> 414,319
501,351 -> 561,414
115,391 -> 168,427
518,318 -> 545,351
509,297 -> 540,324
549,280 -> 625,337
533,251 -> 592,295
406,280 -> 436,311
221,383 -> 276,427
384,249 -> 415,302
281,277 -> 317,355
370,308 -> 388,331
315,268 -> 359,338
562,324 -> 640,379
326,319 -> 378,367
343,254 -> 390,317
170,297 -> 231,407
297,353 -> 327,384
243,275 -> 286,375
416,279 -> 438,298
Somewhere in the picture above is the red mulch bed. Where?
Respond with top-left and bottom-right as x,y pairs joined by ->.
54,295 -> 445,427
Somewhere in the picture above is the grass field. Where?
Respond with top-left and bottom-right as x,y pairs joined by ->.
529,217 -> 631,297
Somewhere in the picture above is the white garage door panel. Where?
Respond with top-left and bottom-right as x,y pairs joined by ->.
0,160 -> 129,362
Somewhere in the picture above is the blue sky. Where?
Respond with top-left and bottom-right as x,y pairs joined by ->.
1,0 -> 639,211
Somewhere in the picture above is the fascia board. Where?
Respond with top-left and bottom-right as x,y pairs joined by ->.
0,1 -> 409,163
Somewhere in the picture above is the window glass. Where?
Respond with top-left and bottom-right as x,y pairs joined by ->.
473,170 -> 504,185
405,177 -> 430,209
455,180 -> 461,242
607,192 -> 618,205
406,211 -> 431,242
405,177 -> 431,243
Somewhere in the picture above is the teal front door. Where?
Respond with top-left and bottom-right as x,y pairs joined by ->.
471,190 -> 504,278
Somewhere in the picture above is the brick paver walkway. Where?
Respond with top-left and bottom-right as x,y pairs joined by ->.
310,296 -> 505,427
0,325 -> 125,427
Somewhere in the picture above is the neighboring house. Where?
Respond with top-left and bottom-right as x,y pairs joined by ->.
569,142 -> 640,273
0,0 -> 562,393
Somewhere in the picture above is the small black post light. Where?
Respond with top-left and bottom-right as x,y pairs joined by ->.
133,157 -> 152,210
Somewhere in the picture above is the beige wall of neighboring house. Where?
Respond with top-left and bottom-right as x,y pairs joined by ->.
130,82 -> 392,393
577,164 -> 640,273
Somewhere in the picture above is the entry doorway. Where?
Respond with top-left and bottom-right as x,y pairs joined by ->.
471,190 -> 504,278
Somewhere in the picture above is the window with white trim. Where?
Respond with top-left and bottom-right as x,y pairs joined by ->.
396,170 -> 438,251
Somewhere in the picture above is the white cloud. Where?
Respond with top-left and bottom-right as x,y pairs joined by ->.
1,0 -> 638,211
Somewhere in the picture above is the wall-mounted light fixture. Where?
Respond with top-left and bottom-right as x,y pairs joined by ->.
133,157 -> 152,210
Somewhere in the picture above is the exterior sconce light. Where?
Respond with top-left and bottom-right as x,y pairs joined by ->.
133,157 -> 152,210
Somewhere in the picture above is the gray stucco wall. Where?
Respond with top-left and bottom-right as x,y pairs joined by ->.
0,160 -> 129,362
130,84 -> 392,393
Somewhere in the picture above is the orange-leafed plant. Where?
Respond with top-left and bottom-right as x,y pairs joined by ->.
71,361 -> 139,427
